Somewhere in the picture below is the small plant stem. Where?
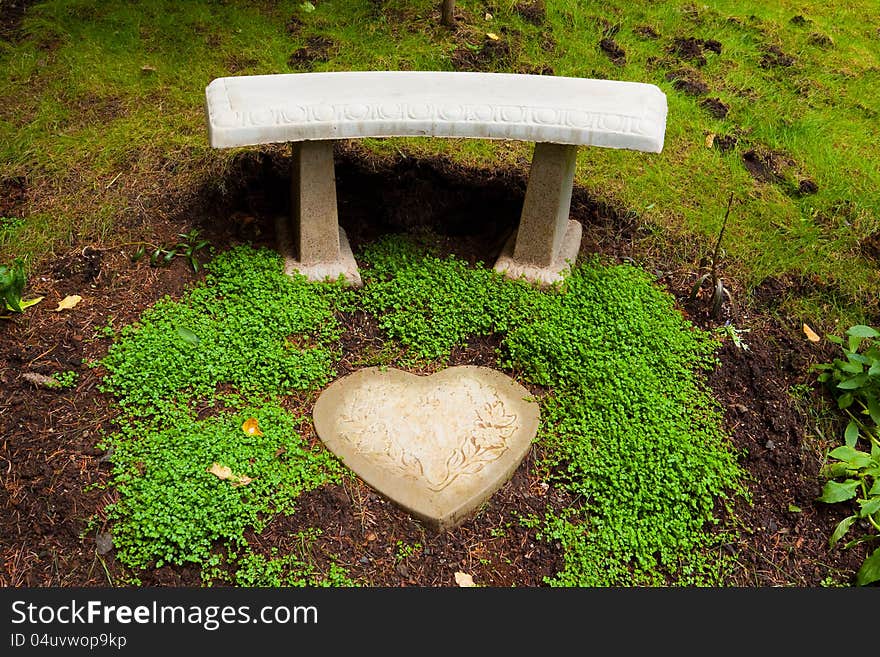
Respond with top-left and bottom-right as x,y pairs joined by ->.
711,193 -> 734,288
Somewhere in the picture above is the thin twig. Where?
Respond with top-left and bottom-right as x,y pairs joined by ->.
711,193 -> 734,288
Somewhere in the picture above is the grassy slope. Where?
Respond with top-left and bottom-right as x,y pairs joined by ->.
1,0 -> 878,322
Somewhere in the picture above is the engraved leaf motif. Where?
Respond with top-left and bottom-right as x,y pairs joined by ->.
446,448 -> 466,472
473,400 -> 517,450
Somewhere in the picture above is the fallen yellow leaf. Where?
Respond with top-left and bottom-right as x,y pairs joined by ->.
803,323 -> 821,343
486,32 -> 499,40
454,571 -> 475,587
206,462 -> 253,487
705,133 -> 715,148
231,474 -> 253,488
207,462 -> 233,480
242,417 -> 263,436
54,295 -> 82,312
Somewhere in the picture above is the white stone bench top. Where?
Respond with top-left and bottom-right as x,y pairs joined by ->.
205,71 -> 667,152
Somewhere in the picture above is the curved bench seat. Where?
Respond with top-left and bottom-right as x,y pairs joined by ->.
206,71 -> 667,152
204,71 -> 668,287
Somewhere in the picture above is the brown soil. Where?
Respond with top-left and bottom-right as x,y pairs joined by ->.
742,148 -> 790,184
0,177 -> 26,217
513,1 -> 545,26
599,37 -> 626,66
860,232 -> 880,262
0,142 -> 872,588
669,36 -> 722,66
451,34 -> 516,71
700,96 -> 729,119
713,133 -> 739,153
288,36 -> 337,70
808,32 -> 834,48
665,68 -> 709,95
761,45 -> 795,69
634,25 -> 660,40
798,178 -> 819,195
0,0 -> 31,40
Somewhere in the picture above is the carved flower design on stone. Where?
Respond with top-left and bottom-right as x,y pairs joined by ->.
473,400 -> 517,450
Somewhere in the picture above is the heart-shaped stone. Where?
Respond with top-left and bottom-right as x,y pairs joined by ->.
313,366 -> 540,530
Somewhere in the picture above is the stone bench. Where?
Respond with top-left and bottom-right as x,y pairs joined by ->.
204,71 -> 667,286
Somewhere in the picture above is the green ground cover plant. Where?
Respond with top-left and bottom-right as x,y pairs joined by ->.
360,237 -> 746,585
96,246 -> 351,582
99,245 -> 347,413
95,239 -> 745,585
100,404 -> 341,572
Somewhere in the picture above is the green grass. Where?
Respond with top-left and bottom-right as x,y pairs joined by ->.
95,239 -> 745,585
2,0 -> 879,327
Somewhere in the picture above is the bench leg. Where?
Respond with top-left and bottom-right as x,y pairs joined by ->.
493,142 -> 582,286
277,140 -> 362,286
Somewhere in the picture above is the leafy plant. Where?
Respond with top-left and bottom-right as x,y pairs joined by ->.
814,324 -> 880,585
48,370 -> 79,389
0,258 -> 26,312
0,258 -> 42,314
690,194 -> 734,319
131,229 -> 211,272
101,245 -> 344,411
0,216 -> 24,243
715,322 -> 750,351
100,404 -> 341,570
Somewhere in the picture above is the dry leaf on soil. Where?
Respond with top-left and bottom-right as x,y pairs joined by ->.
803,323 -> 821,342
454,572 -> 476,587
486,32 -> 499,40
54,295 -> 82,311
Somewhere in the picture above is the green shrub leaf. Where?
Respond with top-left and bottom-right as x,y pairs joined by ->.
837,374 -> 869,390
858,497 -> 880,517
846,325 -> 880,339
844,420 -> 860,447
855,547 -> 880,586
868,398 -> 880,425
817,479 -> 860,503
829,515 -> 856,547
828,445 -> 873,468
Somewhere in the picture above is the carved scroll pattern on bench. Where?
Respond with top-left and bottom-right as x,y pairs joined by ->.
336,379 -> 518,492
207,84 -> 658,137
